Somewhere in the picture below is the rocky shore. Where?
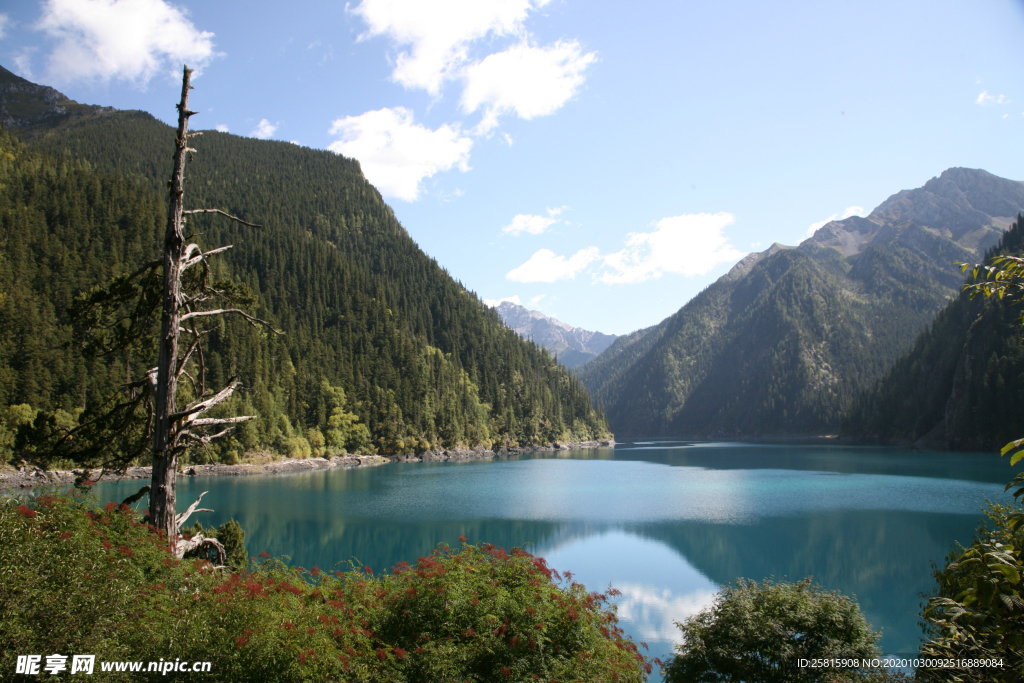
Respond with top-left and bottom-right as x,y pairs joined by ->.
0,439 -> 615,491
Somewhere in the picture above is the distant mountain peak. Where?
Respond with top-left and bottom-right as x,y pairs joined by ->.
492,301 -> 617,368
803,167 -> 1024,258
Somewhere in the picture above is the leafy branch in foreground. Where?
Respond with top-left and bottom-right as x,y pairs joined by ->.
917,253 -> 1024,681
955,253 -> 1024,525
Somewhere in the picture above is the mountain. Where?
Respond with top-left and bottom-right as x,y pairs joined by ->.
0,68 -> 610,465
841,216 -> 1024,451
492,301 -> 617,368
577,168 -> 1024,437
0,65 -> 113,136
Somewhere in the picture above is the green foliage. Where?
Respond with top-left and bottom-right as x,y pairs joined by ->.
321,379 -> 373,455
1,106 -> 608,467
0,492 -> 187,668
663,578 -> 881,683
0,403 -> 35,465
0,493 -> 648,682
185,518 -> 248,571
918,502 -> 1024,681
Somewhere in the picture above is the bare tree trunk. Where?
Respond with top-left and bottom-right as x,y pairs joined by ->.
149,66 -> 194,540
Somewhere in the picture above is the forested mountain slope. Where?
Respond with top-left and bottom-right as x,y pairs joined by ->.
841,216 -> 1024,450
578,169 -> 1024,436
0,74 -> 609,463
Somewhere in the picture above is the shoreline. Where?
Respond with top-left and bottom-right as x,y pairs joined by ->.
0,439 -> 616,492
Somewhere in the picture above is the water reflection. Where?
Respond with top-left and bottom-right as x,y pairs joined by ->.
536,530 -> 719,652
90,441 -> 1017,672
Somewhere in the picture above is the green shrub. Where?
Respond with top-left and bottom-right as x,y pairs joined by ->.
1,493 -> 649,682
0,492 -> 189,672
919,501 -> 1024,682
184,518 -> 248,571
663,578 -> 881,683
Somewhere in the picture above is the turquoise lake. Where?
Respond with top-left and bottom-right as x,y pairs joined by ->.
92,439 -> 1019,673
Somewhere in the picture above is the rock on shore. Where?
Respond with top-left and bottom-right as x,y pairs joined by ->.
0,440 -> 615,491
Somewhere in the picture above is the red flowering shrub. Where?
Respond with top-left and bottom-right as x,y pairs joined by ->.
1,494 -> 648,682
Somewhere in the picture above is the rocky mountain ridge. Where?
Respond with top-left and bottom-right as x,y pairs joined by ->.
493,301 -> 617,368
0,65 -> 113,134
578,167 -> 1024,437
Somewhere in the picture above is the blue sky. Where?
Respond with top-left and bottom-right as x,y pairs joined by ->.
3,0 -> 1024,335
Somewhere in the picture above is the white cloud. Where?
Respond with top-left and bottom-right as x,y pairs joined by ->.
36,0 -> 216,85
0,13 -> 11,40
805,205 -> 866,237
806,216 -> 835,237
483,295 -> 521,307
462,40 -> 595,133
527,294 -> 547,308
503,213 -> 558,236
214,124 -> 228,133
502,132 -> 514,146
352,0 -> 592,133
599,212 -> 743,285
976,90 -> 1008,106
613,583 -> 718,643
507,246 -> 599,283
327,106 -> 472,201
13,48 -> 37,80
352,0 -> 543,95
250,119 -> 277,139
546,206 -> 567,217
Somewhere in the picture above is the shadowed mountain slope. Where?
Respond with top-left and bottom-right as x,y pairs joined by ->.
578,169 -> 1024,436
841,215 -> 1024,451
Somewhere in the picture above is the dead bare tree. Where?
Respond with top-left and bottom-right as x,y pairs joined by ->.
27,65 -> 277,557
147,65 -> 279,545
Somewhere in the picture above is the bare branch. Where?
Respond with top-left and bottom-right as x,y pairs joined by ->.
180,426 -> 238,444
179,308 -> 282,334
174,533 -> 226,565
182,208 -> 263,228
176,334 -> 206,378
124,259 -> 163,281
192,318 -> 206,398
188,415 -> 256,427
180,369 -> 199,398
121,485 -> 151,507
175,490 -> 211,530
171,379 -> 242,422
180,244 -> 233,273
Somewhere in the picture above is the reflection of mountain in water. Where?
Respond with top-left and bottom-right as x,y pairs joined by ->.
192,507 -> 568,577
629,511 -> 978,654
610,441 -> 1012,484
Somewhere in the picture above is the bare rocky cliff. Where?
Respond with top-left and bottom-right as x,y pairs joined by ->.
493,302 -> 617,368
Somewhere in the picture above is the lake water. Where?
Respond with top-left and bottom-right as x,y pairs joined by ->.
92,439 -> 1018,674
